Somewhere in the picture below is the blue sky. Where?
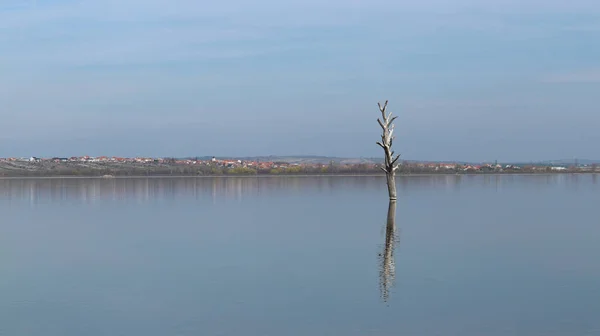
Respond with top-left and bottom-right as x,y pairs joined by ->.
1,0 -> 599,161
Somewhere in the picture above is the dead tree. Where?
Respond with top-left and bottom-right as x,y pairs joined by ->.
376,100 -> 400,200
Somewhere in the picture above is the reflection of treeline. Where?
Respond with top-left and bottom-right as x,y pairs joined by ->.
0,163 -> 382,177
0,162 -> 596,177
401,164 -> 597,174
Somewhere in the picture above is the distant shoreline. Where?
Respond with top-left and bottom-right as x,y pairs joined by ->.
1,159 -> 595,178
0,172 -> 596,180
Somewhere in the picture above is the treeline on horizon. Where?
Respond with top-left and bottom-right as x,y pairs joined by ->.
0,162 -> 596,177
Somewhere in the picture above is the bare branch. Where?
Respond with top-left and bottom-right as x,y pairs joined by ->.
378,100 -> 388,113
377,118 -> 385,130
379,166 -> 388,173
378,101 -> 388,120
376,142 -> 385,149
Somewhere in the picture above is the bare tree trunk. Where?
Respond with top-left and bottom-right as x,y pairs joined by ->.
376,100 -> 400,201
386,173 -> 397,200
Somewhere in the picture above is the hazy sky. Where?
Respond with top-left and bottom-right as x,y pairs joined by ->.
1,0 -> 599,161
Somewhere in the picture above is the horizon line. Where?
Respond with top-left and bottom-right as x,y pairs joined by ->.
2,154 -> 594,164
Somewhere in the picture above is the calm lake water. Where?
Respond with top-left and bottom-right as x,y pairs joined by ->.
1,175 -> 599,336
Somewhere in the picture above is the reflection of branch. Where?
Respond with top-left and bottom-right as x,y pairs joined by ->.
379,200 -> 397,303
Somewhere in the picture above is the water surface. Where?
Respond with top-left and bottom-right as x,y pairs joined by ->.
1,175 -> 599,335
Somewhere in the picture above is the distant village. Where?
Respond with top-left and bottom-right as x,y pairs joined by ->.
1,156 -> 329,170
0,155 -> 595,176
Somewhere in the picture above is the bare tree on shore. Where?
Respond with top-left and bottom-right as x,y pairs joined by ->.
376,100 -> 400,200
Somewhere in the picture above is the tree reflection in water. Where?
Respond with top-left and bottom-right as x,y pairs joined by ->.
379,199 -> 398,303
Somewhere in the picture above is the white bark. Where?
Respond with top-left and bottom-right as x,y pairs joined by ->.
376,100 -> 400,200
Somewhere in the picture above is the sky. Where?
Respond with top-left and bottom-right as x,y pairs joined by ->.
1,0 -> 599,162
